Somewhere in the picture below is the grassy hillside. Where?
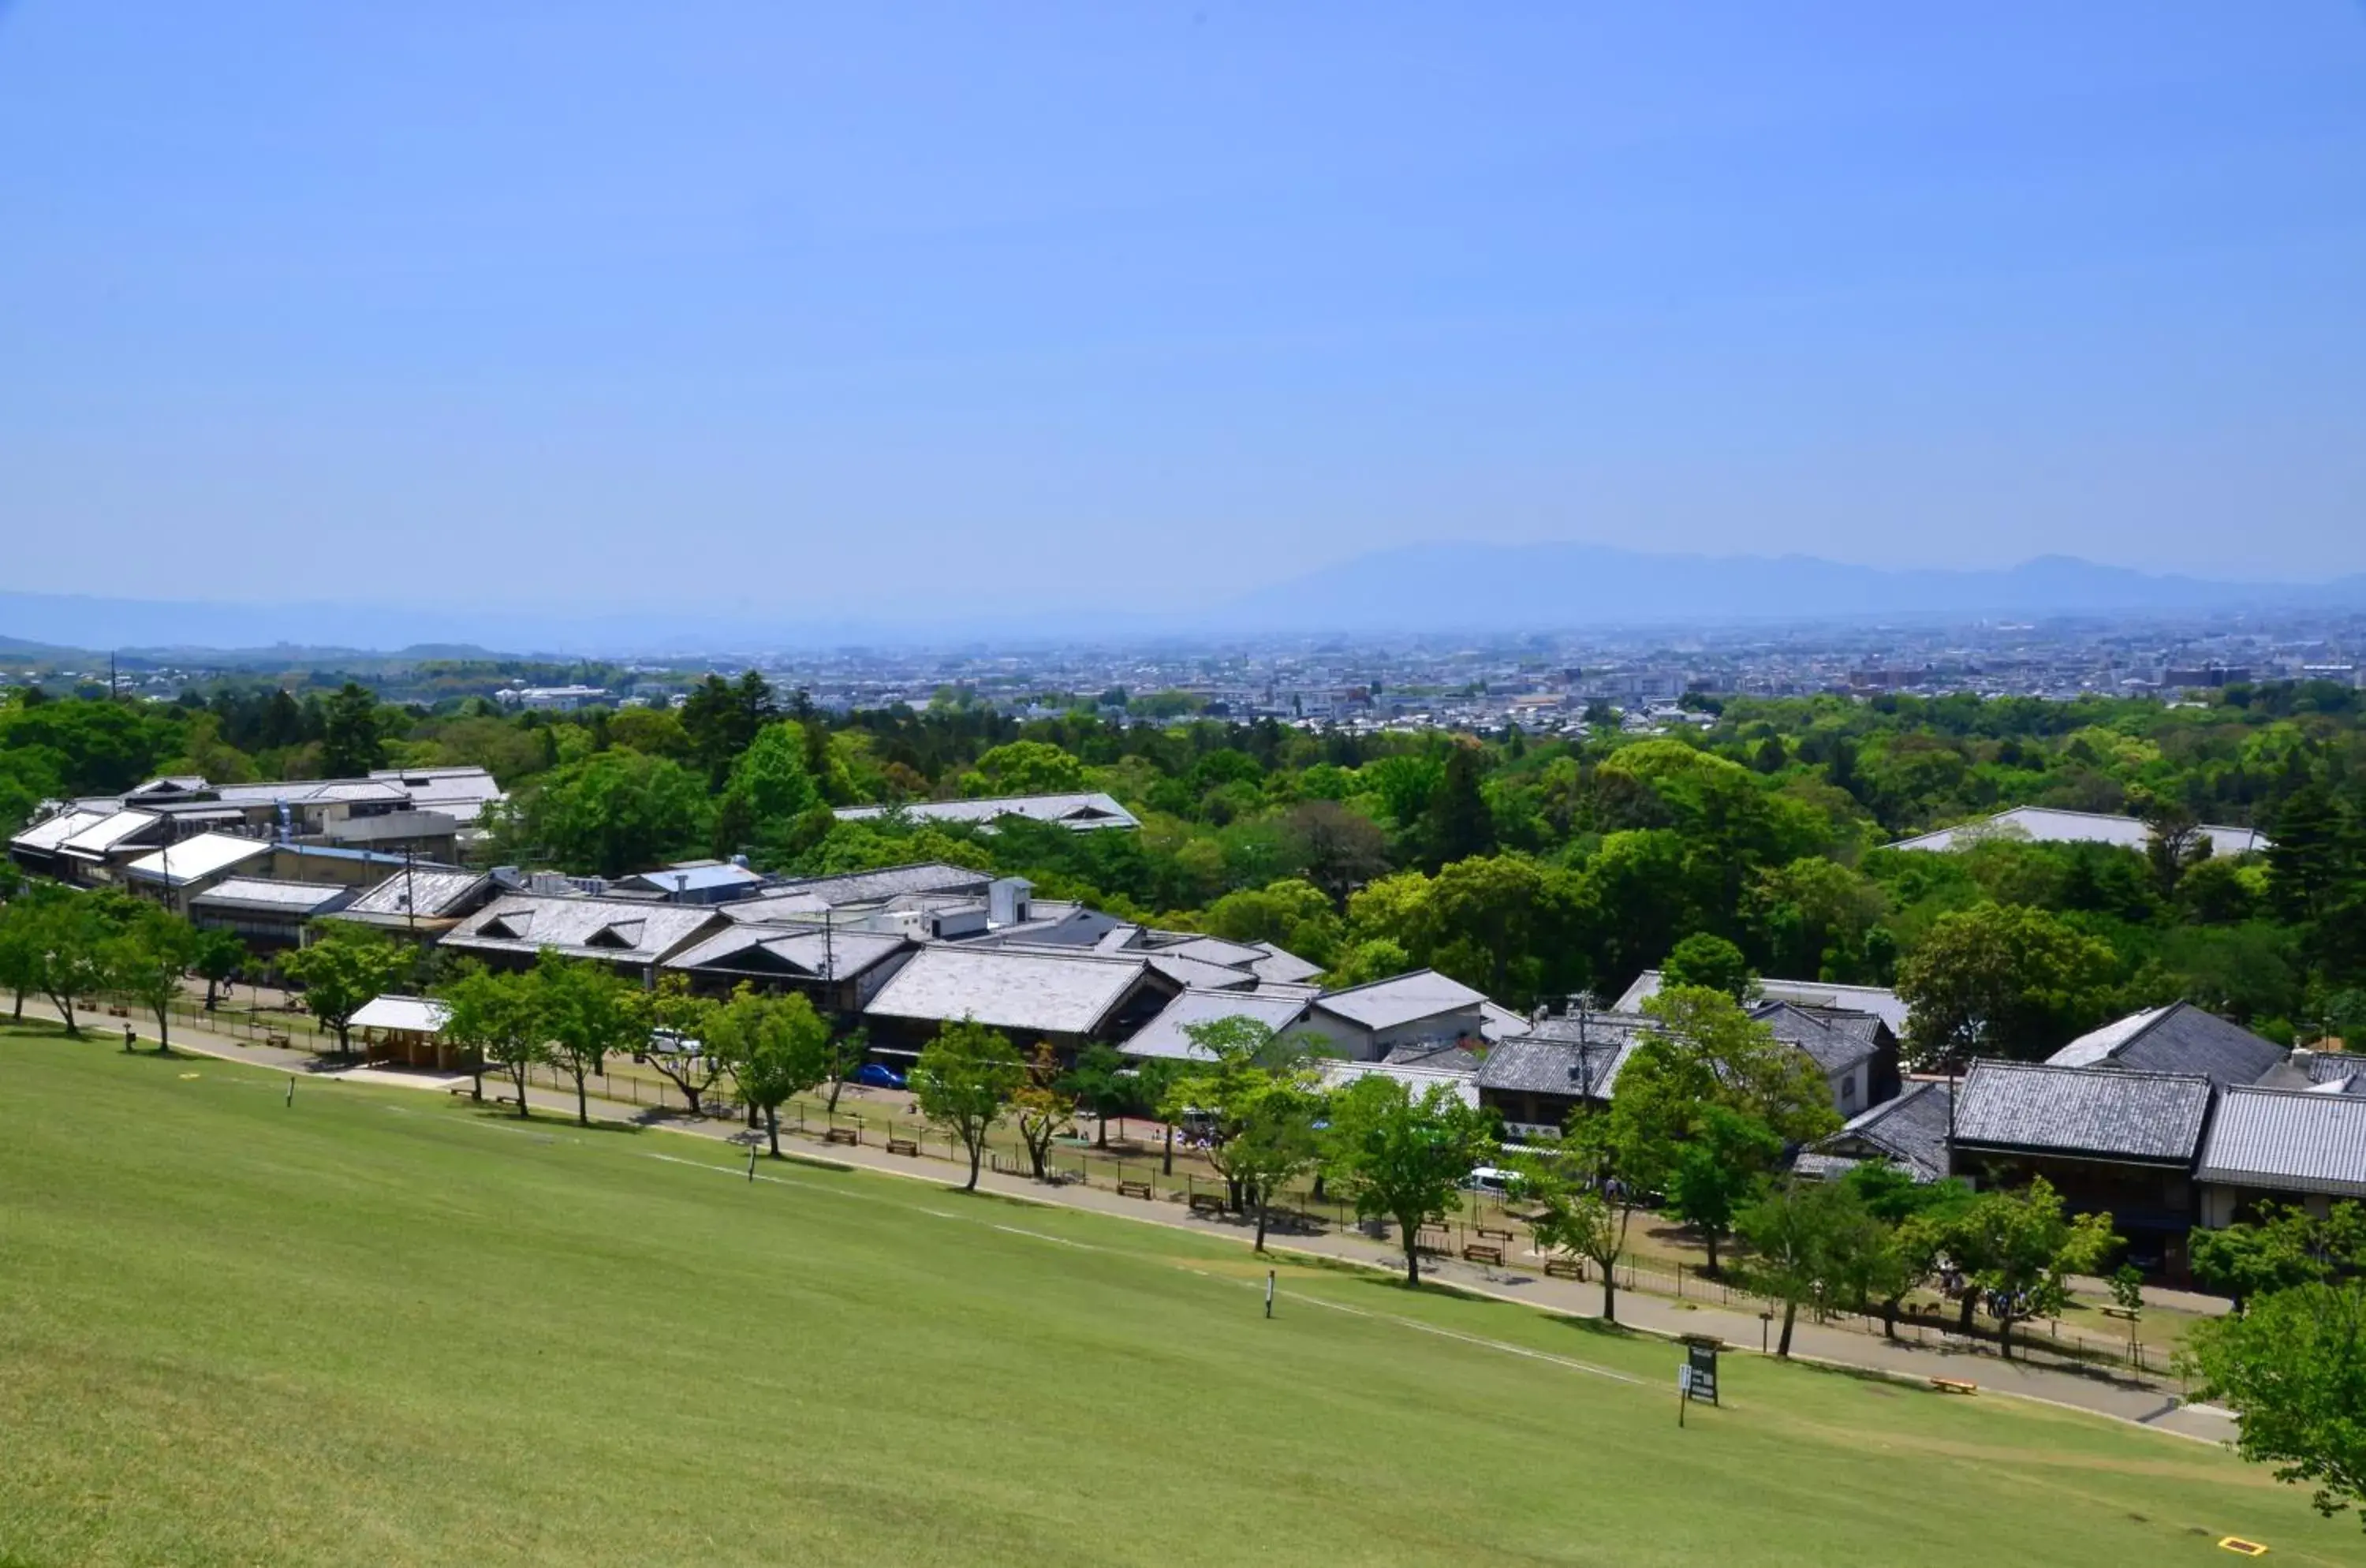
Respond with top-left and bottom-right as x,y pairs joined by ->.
0,1026 -> 2349,1566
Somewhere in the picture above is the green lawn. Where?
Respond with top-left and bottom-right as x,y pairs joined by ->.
0,1026 -> 2351,1567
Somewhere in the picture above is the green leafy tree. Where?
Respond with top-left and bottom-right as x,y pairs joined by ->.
1325,1076 -> 1497,1288
711,721 -> 823,864
680,670 -> 778,783
1159,1014 -> 1319,1211
913,1017 -> 1028,1191
1737,1178 -> 1887,1357
2191,1201 -> 2366,1313
108,906 -> 199,1055
1894,903 -> 2122,1067
1666,1104 -> 1782,1275
1422,741 -> 1495,868
635,973 -> 726,1115
533,950 -> 644,1126
319,681 -> 387,778
1943,1178 -> 2119,1358
0,897 -> 47,1021
1013,1042 -> 1074,1182
280,923 -> 408,1055
192,927 -> 247,1010
1223,1078 -> 1327,1252
2179,1280 -> 2366,1529
1059,1043 -> 1133,1148
707,985 -> 832,1156
961,741 -> 1085,797
505,750 -> 713,878
435,961 -> 546,1112
1632,984 -> 1839,1145
1660,932 -> 1752,999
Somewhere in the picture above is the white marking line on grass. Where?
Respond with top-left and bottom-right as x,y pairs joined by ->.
1287,1292 -> 1643,1386
993,1224 -> 1096,1250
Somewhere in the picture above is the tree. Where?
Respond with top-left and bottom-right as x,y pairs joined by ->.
192,927 -> 246,1010
533,950 -> 644,1127
0,898 -> 46,1021
1943,1178 -> 2118,1358
1838,1164 -> 1975,1338
712,721 -> 823,864
1666,1104 -> 1781,1275
1222,1079 -> 1327,1252
1632,984 -> 1838,1146
1422,741 -> 1495,868
109,906 -> 199,1055
279,923 -> 407,1055
435,962 -> 545,1113
961,741 -> 1084,797
1737,1178 -> 1886,1357
2191,1201 -> 2366,1314
503,750 -> 713,878
1161,1014 -> 1318,1211
2182,1279 -> 2366,1529
319,681 -> 387,778
1281,801 -> 1390,909
707,986 -> 832,1156
635,973 -> 726,1115
1894,903 -> 2121,1067
1013,1043 -> 1073,1181
1660,932 -> 1752,999
1325,1076 -> 1497,1288
912,1017 -> 1027,1191
19,887 -> 119,1037
680,670 -> 777,783
822,1025 -> 867,1117
1059,1043 -> 1133,1148
1517,1085 -> 1684,1324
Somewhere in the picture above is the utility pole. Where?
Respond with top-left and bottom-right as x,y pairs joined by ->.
404,847 -> 417,938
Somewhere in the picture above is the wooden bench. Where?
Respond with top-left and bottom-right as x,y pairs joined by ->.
264,1033 -> 292,1049
1415,1229 -> 1454,1256
1930,1377 -> 1978,1396
885,1137 -> 920,1157
823,1127 -> 860,1147
1116,1180 -> 1155,1200
1187,1193 -> 1228,1216
1543,1257 -> 1585,1281
1462,1244 -> 1506,1265
1476,1226 -> 1514,1244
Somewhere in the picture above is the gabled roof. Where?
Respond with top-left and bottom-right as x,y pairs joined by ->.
1121,987 -> 1314,1061
60,808 -> 163,860
1952,1059 -> 2213,1165
189,878 -> 351,916
834,792 -> 1141,831
615,862 -> 765,896
862,945 -> 1164,1037
664,924 -> 911,983
9,807 -> 113,855
2252,1051 -> 2366,1096
337,868 -> 493,921
2196,1087 -> 2366,1199
1247,943 -> 1325,987
1474,1033 -> 1640,1100
1752,1001 -> 1887,1075
120,832 -> 274,887
1816,1080 -> 1954,1182
349,995 -> 451,1035
1887,806 -> 2267,857
1310,969 -> 1489,1032
442,895 -> 723,965
2047,1002 -> 2283,1088
1614,970 -> 1910,1035
726,862 -> 991,918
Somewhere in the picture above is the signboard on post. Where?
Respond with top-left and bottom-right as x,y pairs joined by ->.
1684,1342 -> 1719,1406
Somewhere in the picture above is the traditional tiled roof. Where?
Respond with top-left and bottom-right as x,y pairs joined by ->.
1614,970 -> 1909,1035
736,862 -> 991,913
190,878 -> 351,916
1475,1032 -> 1641,1099
835,793 -> 1140,831
863,945 -> 1160,1037
1122,987 -> 1313,1061
338,868 -> 492,920
1752,1001 -> 1886,1074
665,924 -> 911,982
1311,969 -> 1489,1032
442,895 -> 723,965
1816,1080 -> 1954,1182
1952,1059 -> 2213,1164
2047,1002 -> 2283,1088
2196,1087 -> 2366,1198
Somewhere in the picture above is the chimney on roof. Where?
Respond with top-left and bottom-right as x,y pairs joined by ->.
729,853 -> 750,869
2291,1047 -> 2317,1071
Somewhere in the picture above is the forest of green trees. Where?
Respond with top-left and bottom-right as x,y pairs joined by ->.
6,673 -> 2364,1055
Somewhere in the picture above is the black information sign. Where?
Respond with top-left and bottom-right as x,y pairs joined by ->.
1684,1342 -> 1719,1406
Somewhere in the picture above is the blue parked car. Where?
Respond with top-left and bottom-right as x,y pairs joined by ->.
852,1062 -> 906,1091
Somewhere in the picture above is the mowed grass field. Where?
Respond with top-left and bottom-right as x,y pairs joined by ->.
0,1028 -> 2353,1567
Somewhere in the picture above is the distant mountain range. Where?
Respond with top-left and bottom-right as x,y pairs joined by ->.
2,548 -> 2360,658
1218,547 -> 2366,634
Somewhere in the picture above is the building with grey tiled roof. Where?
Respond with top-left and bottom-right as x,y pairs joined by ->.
1951,1058 -> 2216,1275
442,895 -> 728,979
1797,1080 -> 1954,1184
2196,1086 -> 2366,1226
860,944 -> 1178,1052
1750,1001 -> 1902,1118
2047,1002 -> 2284,1089
663,925 -> 916,1012
1121,987 -> 1313,1062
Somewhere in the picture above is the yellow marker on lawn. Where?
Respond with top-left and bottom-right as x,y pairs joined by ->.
2218,1538 -> 2268,1557
179,1073 -> 200,1080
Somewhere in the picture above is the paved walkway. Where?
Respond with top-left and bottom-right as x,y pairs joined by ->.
26,1001 -> 2235,1447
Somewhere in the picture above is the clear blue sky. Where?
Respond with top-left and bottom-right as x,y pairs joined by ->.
2,2 -> 2360,613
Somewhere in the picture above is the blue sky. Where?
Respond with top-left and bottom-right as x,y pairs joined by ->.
2,2 -> 2360,613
